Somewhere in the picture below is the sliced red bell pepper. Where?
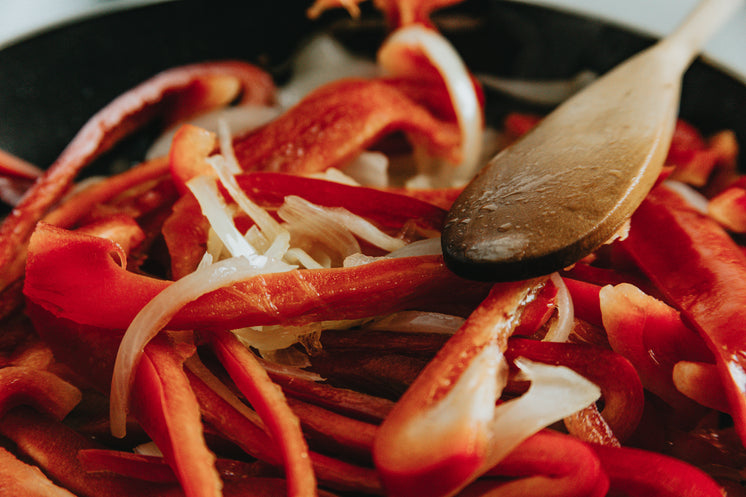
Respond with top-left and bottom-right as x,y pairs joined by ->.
672,361 -> 729,413
622,183 -> 746,443
0,61 -> 274,301
373,278 -> 546,497
168,124 -> 218,194
237,171 -> 447,232
233,78 -> 461,174
590,442 -> 724,497
505,337 -> 643,442
25,222 -> 490,332
0,407 -> 183,497
187,361 -> 384,495
0,147 -> 43,181
42,156 -> 170,229
0,366 -> 81,421
708,181 -> 746,233
129,336 -> 223,497
599,282 -> 714,412
207,330 -> 317,497
161,193 -> 211,279
0,446 -> 77,497
480,430 -> 608,497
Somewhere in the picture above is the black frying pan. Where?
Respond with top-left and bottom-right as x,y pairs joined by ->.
0,0 -> 743,174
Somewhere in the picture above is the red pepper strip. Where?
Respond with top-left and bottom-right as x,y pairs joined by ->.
269,371 -> 394,424
373,278 -> 546,497
708,182 -> 746,233
207,330 -> 317,497
503,112 -> 542,141
286,396 -> 377,460
187,363 -> 384,495
472,430 -> 608,497
505,338 -> 643,442
560,278 -> 603,328
168,124 -> 218,195
0,176 -> 34,207
79,450 -> 180,483
237,171 -> 447,231
384,185 -> 464,210
1,407 -> 336,497
130,336 -> 223,497
42,156 -> 170,228
78,449 -> 278,484
0,407 -> 184,497
0,61 -> 274,296
0,446 -> 78,497
622,183 -> 746,443
0,367 -> 81,421
233,78 -> 461,174
25,223 -> 491,332
672,361 -> 730,413
161,193 -> 209,279
75,214 -> 147,258
561,262 -> 660,299
589,442 -> 724,497
0,148 -> 43,180
599,282 -> 714,412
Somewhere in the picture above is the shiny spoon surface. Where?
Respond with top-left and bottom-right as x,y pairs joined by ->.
442,0 -> 744,281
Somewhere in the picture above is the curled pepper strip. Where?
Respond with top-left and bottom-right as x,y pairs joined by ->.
0,61 -> 274,301
0,367 -> 82,421
622,183 -> 746,444
505,338 -> 643,442
24,222 -> 490,332
590,443 -> 724,497
477,430 -> 608,497
599,282 -> 714,412
233,78 -> 461,174
372,279 -> 542,497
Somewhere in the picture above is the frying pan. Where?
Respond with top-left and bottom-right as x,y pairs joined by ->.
0,0 -> 743,176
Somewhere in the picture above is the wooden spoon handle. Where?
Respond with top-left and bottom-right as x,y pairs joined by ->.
660,0 -> 744,69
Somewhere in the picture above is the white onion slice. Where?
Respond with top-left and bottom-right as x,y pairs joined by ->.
483,358 -> 600,467
663,179 -> 710,214
187,176 -> 266,265
478,70 -> 597,106
365,311 -> 465,335
133,442 -> 163,457
543,273 -> 574,342
386,237 -> 442,258
379,25 -> 483,176
278,33 -> 379,108
342,151 -> 390,188
146,105 -> 281,160
109,256 -> 290,438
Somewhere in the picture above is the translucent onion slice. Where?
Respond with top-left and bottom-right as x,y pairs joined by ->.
477,70 -> 597,106
278,33 -> 379,108
109,256 -> 291,438
342,151 -> 390,188
543,273 -> 574,343
187,176 -> 266,264
379,25 -> 483,176
483,358 -> 601,469
386,237 -> 442,258
146,105 -> 281,160
365,311 -> 465,334
664,179 -> 710,214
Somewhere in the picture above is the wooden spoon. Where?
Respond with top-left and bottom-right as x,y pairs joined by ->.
442,0 -> 743,281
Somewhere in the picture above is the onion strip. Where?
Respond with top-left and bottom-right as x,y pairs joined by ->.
109,256 -> 288,438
